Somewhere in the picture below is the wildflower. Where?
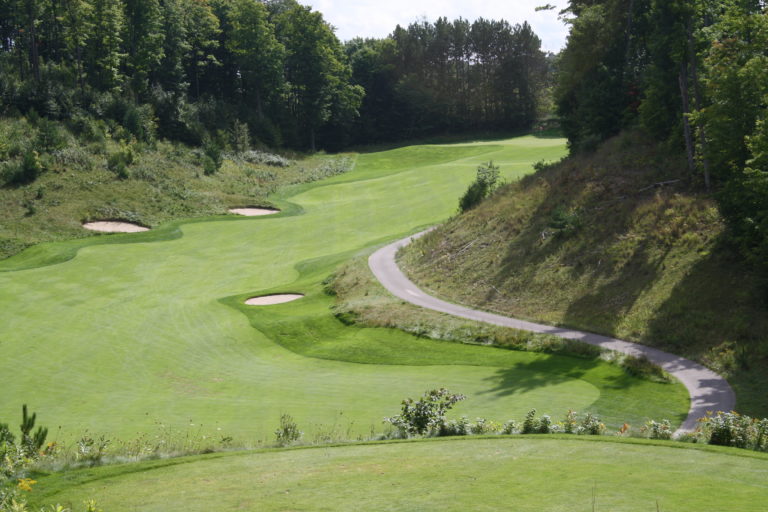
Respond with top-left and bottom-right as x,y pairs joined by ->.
18,477 -> 37,492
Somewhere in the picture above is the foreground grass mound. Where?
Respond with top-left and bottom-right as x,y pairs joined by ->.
29,437 -> 768,511
0,135 -> 687,442
400,132 -> 768,416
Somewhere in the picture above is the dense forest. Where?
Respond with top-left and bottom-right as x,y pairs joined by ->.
557,0 -> 767,269
0,0 -> 548,151
345,19 -> 549,142
0,0 -> 364,150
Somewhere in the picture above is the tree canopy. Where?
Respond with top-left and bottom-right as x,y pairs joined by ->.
556,0 -> 768,266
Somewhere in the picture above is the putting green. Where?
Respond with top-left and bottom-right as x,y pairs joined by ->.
31,438 -> 768,511
0,137 -> 687,441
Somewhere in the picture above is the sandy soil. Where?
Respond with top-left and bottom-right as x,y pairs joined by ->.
228,208 -> 280,216
245,294 -> 304,306
82,221 -> 149,233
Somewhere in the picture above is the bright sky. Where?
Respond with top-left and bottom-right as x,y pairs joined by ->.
301,0 -> 570,52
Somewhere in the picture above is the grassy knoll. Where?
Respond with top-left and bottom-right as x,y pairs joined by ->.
29,437 -> 768,511
0,135 -> 688,444
400,132 -> 768,416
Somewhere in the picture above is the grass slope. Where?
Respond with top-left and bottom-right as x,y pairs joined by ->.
0,135 -> 687,444
399,132 -> 768,416
0,115 -> 352,261
30,437 -> 768,511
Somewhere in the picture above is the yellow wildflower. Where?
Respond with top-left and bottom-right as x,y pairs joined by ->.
18,477 -> 37,492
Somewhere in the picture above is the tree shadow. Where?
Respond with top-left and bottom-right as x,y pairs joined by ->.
481,142 -> 675,335
561,244 -> 668,335
645,237 -> 767,355
476,354 -> 641,399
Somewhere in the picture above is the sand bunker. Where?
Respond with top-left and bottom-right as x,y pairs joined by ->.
82,221 -> 149,233
228,207 -> 280,216
245,294 -> 304,306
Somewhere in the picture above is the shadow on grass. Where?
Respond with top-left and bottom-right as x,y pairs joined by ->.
643,238 -> 768,416
480,139 -> 677,336
478,353 -> 652,399
478,355 -> 598,397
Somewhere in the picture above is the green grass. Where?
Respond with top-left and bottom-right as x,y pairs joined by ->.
400,132 -> 768,416
0,115 -> 353,261
29,437 -> 768,511
0,135 -> 688,445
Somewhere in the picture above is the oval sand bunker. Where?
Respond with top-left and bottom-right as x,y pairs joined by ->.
229,208 -> 280,216
245,294 -> 304,306
82,221 -> 149,233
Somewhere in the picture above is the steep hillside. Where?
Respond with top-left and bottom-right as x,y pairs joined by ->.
400,132 -> 768,416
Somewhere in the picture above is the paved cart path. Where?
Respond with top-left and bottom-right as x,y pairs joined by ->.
369,230 -> 736,433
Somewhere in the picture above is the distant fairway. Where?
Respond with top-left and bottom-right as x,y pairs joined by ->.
32,437 -> 768,511
0,136 -> 688,441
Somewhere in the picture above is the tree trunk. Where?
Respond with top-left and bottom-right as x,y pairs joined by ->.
679,61 -> 695,172
688,23 -> 711,190
255,86 -> 263,119
17,28 -> 25,80
309,126 -> 316,152
28,7 -> 40,82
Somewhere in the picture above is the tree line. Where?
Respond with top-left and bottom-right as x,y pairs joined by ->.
556,0 -> 768,268
345,17 -> 550,143
0,0 -> 363,150
0,0 -> 550,150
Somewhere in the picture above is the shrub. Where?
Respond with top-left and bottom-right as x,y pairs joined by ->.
620,354 -> 670,383
472,418 -> 502,435
458,180 -> 489,212
562,410 -> 578,434
51,146 -> 92,170
577,413 -> 605,435
439,416 -> 471,436
548,205 -> 581,234
0,424 -> 13,447
458,161 -> 500,212
107,146 -> 134,180
0,405 -> 49,510
385,388 -> 466,437
230,120 -> 251,152
5,150 -> 44,186
36,118 -> 67,151
241,150 -> 292,167
123,104 -> 157,144
287,157 -> 354,184
202,138 -> 223,175
77,434 -> 111,466
275,414 -> 302,446
69,114 -> 107,143
501,420 -> 519,435
521,409 -> 538,434
700,411 -> 761,449
537,414 -> 553,434
642,419 -> 673,440
202,156 -> 218,177
476,160 -> 500,190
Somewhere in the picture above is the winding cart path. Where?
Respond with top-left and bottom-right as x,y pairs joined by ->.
370,230 -> 736,433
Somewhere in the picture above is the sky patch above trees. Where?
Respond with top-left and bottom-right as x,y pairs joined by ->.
301,0 -> 570,51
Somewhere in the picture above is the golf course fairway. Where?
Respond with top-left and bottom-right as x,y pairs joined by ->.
0,136 -> 688,441
30,437 -> 768,511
